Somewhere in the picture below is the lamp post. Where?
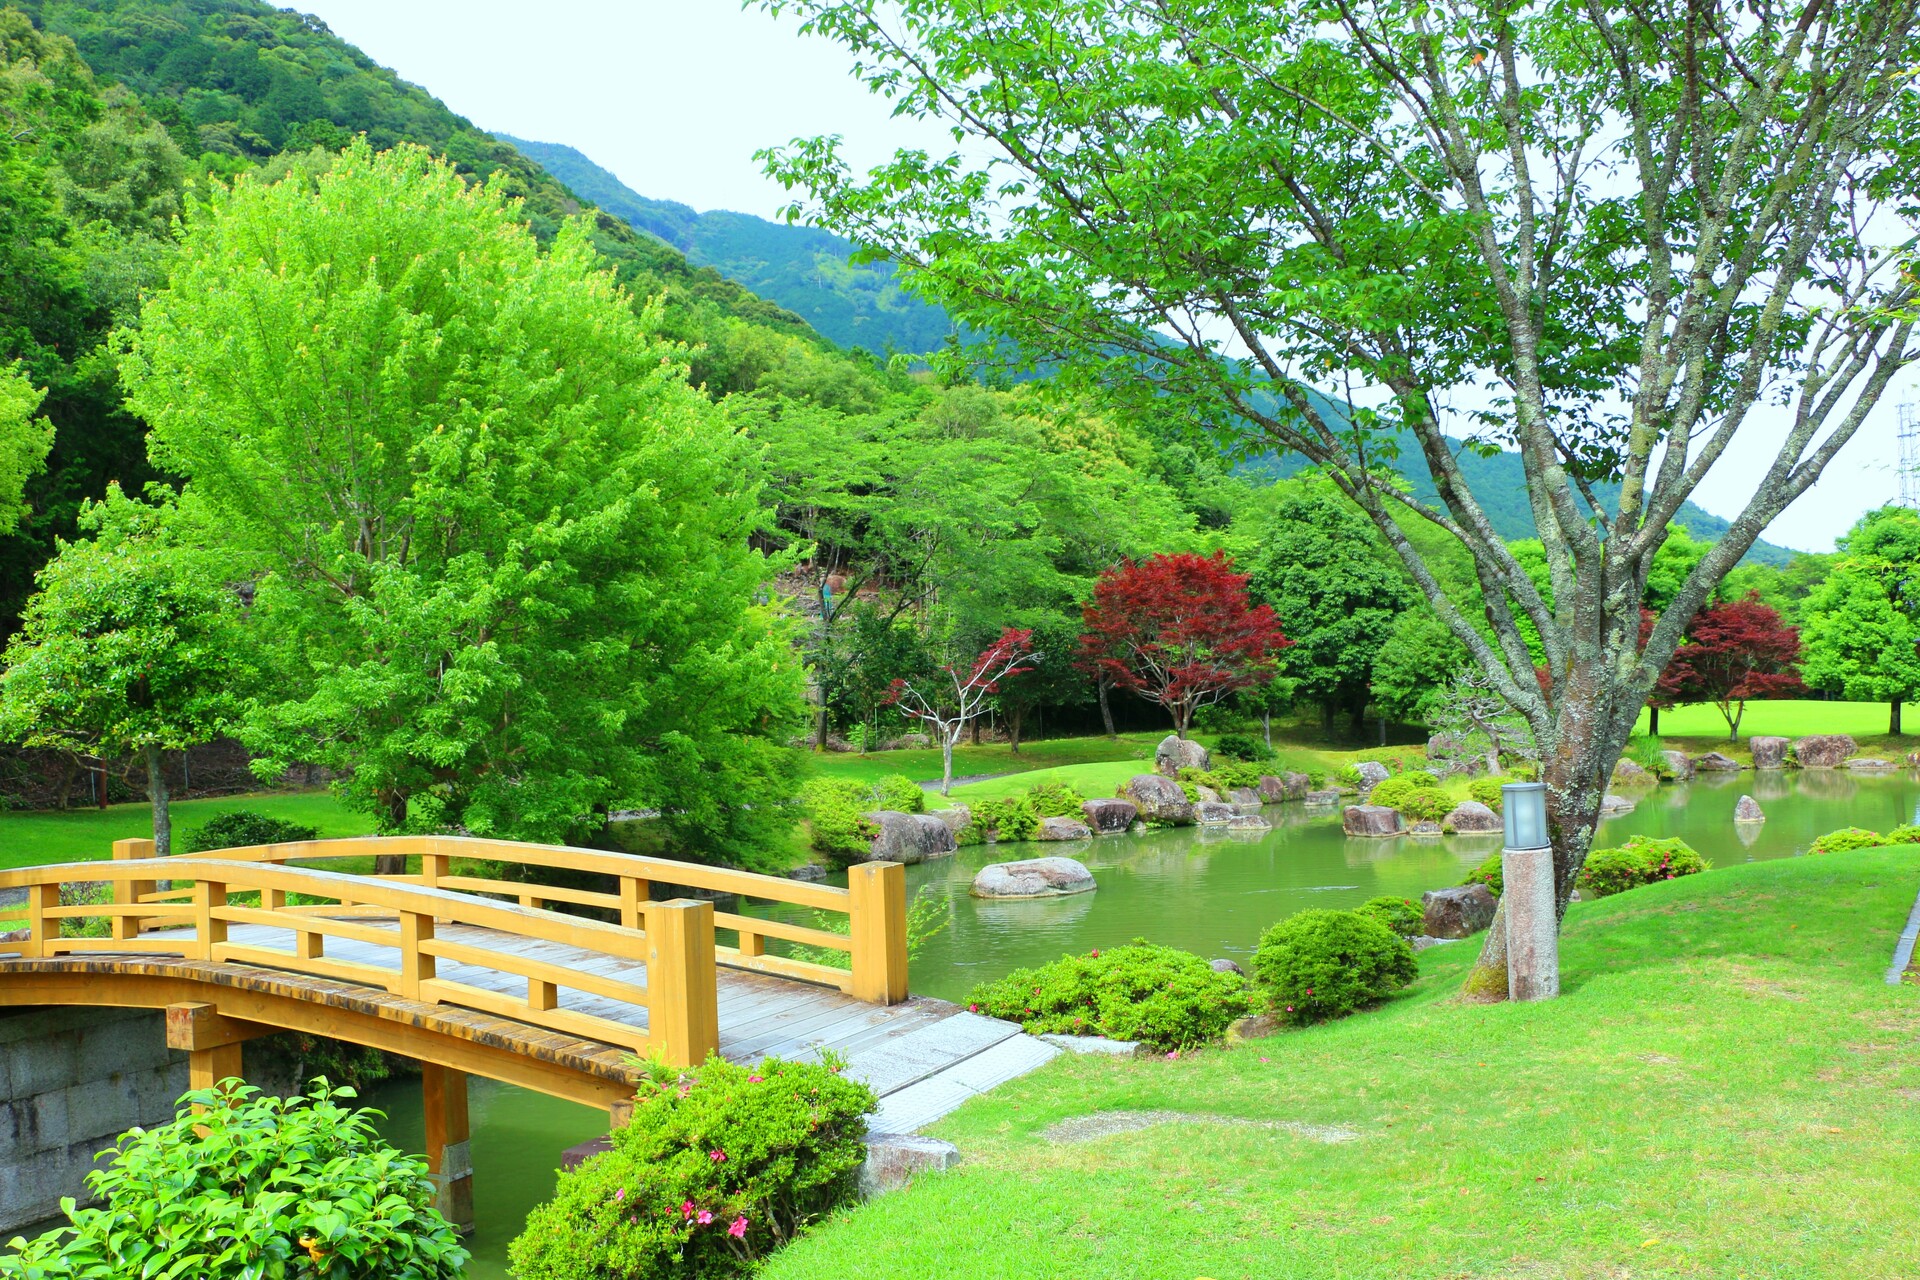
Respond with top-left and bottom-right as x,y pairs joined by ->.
1501,782 -> 1559,1001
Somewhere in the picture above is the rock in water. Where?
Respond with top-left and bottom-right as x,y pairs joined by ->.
1121,774 -> 1196,825
1421,884 -> 1498,939
1228,787 -> 1262,806
1692,751 -> 1741,772
1794,734 -> 1856,768
1209,957 -> 1246,976
1734,794 -> 1765,822
1662,750 -> 1694,781
1081,798 -> 1138,834
1443,800 -> 1502,833
1611,757 -> 1656,786
927,805 -> 971,835
1154,734 -> 1210,778
1749,736 -> 1790,770
1036,815 -> 1094,841
1342,804 -> 1403,837
1195,801 -> 1236,825
1598,793 -> 1636,816
864,811 -> 958,864
970,857 -> 1097,898
1226,812 -> 1271,830
1845,757 -> 1896,772
1304,789 -> 1341,806
1355,761 -> 1391,794
1193,785 -> 1223,803
1258,772 -> 1310,802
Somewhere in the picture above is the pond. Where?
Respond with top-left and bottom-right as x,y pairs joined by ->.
374,767 -> 1920,1276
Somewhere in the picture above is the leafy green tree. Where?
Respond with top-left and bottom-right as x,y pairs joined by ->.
0,363 -> 54,530
1801,508 -> 1920,735
118,142 -> 806,866
1370,610 -> 1470,729
0,486 -> 245,852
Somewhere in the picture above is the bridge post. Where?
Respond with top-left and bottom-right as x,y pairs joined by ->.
647,899 -> 719,1067
422,1063 -> 474,1234
848,861 -> 909,1005
112,838 -> 156,942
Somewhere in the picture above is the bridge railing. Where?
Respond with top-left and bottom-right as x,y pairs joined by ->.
109,834 -> 909,1004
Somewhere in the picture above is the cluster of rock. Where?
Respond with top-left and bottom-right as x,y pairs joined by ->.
1341,798 -> 1500,839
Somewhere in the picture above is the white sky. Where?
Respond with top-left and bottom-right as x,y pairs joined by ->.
295,0 -> 1917,555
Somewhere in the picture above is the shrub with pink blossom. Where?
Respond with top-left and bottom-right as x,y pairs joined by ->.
1252,909 -> 1417,1025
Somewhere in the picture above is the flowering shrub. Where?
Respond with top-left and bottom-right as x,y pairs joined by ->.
1576,835 -> 1709,896
510,1054 -> 874,1280
1023,781 -> 1086,817
972,794 -> 1040,841
1463,852 -> 1504,896
1355,896 -> 1423,939
1884,824 -> 1920,845
1252,910 -> 1417,1025
967,942 -> 1253,1050
1466,777 -> 1506,809
1808,826 -> 1884,854
1367,771 -> 1439,811
0,1080 -> 467,1280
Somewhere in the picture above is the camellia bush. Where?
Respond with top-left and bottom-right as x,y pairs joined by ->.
1366,771 -> 1439,811
1356,896 -> 1423,939
1253,909 -> 1417,1025
1808,826 -> 1885,855
1575,836 -> 1709,896
967,942 -> 1253,1050
0,1081 -> 467,1280
1463,852 -> 1505,897
509,1054 -> 874,1280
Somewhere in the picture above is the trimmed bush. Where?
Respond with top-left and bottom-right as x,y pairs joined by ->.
1884,824 -> 1920,845
1252,910 -> 1417,1024
1024,781 -> 1086,817
1355,896 -> 1422,938
1213,733 -> 1275,763
1809,826 -> 1884,854
972,795 -> 1040,842
1466,777 -> 1505,809
1398,787 -> 1454,822
510,1055 -> 874,1280
185,809 -> 320,853
1463,852 -> 1504,897
1367,771 -> 1439,811
967,943 -> 1254,1050
1577,835 -> 1709,896
871,774 -> 926,815
799,778 -> 880,867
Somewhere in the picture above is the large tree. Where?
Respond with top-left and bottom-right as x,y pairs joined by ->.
762,0 -> 1920,996
1657,594 -> 1804,742
1801,507 -> 1920,733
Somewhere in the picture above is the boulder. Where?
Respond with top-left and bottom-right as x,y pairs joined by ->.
1226,812 -> 1272,831
1121,774 -> 1196,825
1209,957 -> 1246,976
1611,757 -> 1656,786
1342,804 -> 1403,838
858,1134 -> 959,1197
1355,761 -> 1391,794
1421,884 -> 1498,939
1193,785 -> 1223,804
1195,801 -> 1237,825
1845,757 -> 1896,772
788,864 -> 829,883
1036,815 -> 1094,841
1259,772 -> 1310,802
1691,751 -> 1741,772
1304,789 -> 1342,806
1228,787 -> 1262,806
1225,1013 -> 1283,1042
1409,820 -> 1443,836
1442,800 -> 1502,834
1734,794 -> 1765,822
1794,734 -> 1856,768
927,805 -> 971,836
1598,793 -> 1636,816
1154,734 -> 1211,778
865,811 -> 957,865
1081,798 -> 1138,834
1661,750 -> 1694,780
970,856 -> 1097,899
1749,735 -> 1790,770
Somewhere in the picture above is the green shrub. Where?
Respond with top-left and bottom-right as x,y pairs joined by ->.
968,942 -> 1253,1050
1024,781 -> 1086,817
1466,777 -> 1506,809
1355,896 -> 1423,938
973,794 -> 1040,842
799,778 -> 880,868
870,774 -> 926,814
1623,734 -> 1669,776
510,1054 -> 874,1280
185,809 -> 321,853
1577,835 -> 1709,896
1367,771 -> 1439,811
1808,826 -> 1884,854
1305,770 -> 1327,788
1463,852 -> 1504,896
1252,910 -> 1417,1025
1213,733 -> 1275,762
0,1080 -> 467,1280
1398,787 -> 1454,822
1334,763 -> 1363,789
1884,824 -> 1920,845
953,823 -> 984,847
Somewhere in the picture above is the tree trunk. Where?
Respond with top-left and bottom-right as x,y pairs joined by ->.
940,735 -> 955,796
1892,697 -> 1903,736
1726,700 -> 1742,743
815,703 -> 830,752
1098,678 -> 1117,740
1262,710 -> 1272,750
970,717 -> 981,746
375,791 -> 409,876
1648,704 -> 1660,736
145,744 -> 171,856
1173,705 -> 1189,738
1008,705 -> 1023,755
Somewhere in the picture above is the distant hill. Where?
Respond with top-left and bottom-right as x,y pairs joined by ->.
499,136 -> 955,355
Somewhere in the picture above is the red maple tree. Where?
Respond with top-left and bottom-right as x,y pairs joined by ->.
1657,593 -> 1803,742
1078,552 -> 1290,737
887,627 -> 1037,795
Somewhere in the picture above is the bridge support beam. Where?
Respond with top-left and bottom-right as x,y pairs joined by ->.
166,1002 -> 275,1093
423,1063 -> 475,1234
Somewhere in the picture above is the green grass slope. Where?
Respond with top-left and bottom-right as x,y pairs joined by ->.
769,848 -> 1920,1279
0,791 -> 372,869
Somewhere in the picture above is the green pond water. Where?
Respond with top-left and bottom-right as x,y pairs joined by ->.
376,767 -> 1920,1276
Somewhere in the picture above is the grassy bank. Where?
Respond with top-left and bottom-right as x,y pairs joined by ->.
1640,698 -> 1910,757
768,848 -> 1920,1279
0,791 -> 373,870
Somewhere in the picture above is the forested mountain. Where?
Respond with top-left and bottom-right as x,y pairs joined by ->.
501,135 -> 955,355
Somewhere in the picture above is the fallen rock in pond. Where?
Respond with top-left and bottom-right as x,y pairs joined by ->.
1662,750 -> 1695,780
1355,761 -> 1391,794
1228,786 -> 1262,806
1037,1034 -> 1145,1057
859,1134 -> 959,1197
1227,812 -> 1271,831
1081,797 -> 1138,834
1749,735 -> 1790,770
970,856 -> 1097,898
1408,819 -> 1443,836
1692,750 -> 1741,772
865,811 -> 957,864
1611,757 -> 1657,786
1599,793 -> 1636,816
1193,784 -> 1223,803
1422,884 -> 1498,938
1443,800 -> 1502,834
1035,815 -> 1094,841
1304,788 -> 1341,806
1121,774 -> 1196,825
787,864 -> 829,883
1154,734 -> 1210,778
927,805 -> 971,835
1195,800 -> 1237,825
1259,772 -> 1310,802
1209,957 -> 1246,976
1734,794 -> 1765,822
1845,757 -> 1896,771
1794,734 -> 1856,768
1342,804 -> 1403,838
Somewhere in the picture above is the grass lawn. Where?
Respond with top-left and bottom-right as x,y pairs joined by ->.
802,733 -> 1167,789
0,790 -> 373,870
1640,698 -> 1909,758
768,847 -> 1920,1279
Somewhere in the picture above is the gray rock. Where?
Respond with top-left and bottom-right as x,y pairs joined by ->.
1038,1033 -> 1146,1057
1410,935 -> 1457,952
1342,804 -> 1403,837
1036,815 -> 1094,842
1226,812 -> 1271,831
970,856 -> 1097,898
1443,800 -> 1502,834
1258,772 -> 1310,802
1421,884 -> 1498,938
1794,734 -> 1856,768
1228,787 -> 1262,806
1845,757 -> 1896,771
1195,800 -> 1237,825
1209,957 -> 1246,976
859,1134 -> 959,1197
1304,788 -> 1341,806
1749,735 -> 1790,770
1662,749 -> 1695,780
1080,797 -> 1138,834
865,811 -> 957,864
1154,734 -> 1211,778
1355,761 -> 1391,794
1408,820 -> 1443,836
787,864 -> 829,883
1734,794 -> 1765,822
1599,793 -> 1636,816
1611,757 -> 1656,786
1226,1013 -> 1282,1041
927,805 -> 971,835
1193,785 -> 1223,804
1691,751 -> 1742,772
1122,774 -> 1197,825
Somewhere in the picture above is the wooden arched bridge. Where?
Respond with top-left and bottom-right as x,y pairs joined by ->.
0,836 -> 1056,1226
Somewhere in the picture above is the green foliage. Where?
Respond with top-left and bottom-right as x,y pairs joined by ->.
800,778 -> 881,867
1808,827 -> 1884,855
185,809 -> 321,853
972,794 -> 1040,842
1800,508 -> 1920,712
1366,771 -> 1439,811
509,1054 -> 874,1280
1355,896 -> 1423,939
1463,853 -> 1504,897
1251,909 -> 1417,1025
870,774 -> 925,815
1398,787 -> 1454,822
1577,836 -> 1709,896
1212,733 -> 1274,763
0,363 -> 53,531
1883,824 -> 1920,845
1023,780 -> 1085,817
967,943 -> 1254,1050
1466,777 -> 1505,809
1334,764 -> 1363,790
0,1079 -> 467,1279
1623,734 -> 1670,776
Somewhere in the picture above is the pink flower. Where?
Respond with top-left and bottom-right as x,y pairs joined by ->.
697,1209 -> 713,1225
748,1075 -> 763,1084
613,1188 -> 625,1202
968,1003 -> 979,1013
1166,1050 -> 1179,1060
1286,1005 -> 1295,1013
728,1216 -> 748,1239
681,1200 -> 696,1220
709,1149 -> 727,1163
1259,1056 -> 1270,1063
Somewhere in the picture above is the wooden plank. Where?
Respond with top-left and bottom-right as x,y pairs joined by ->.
416,977 -> 651,1054
214,942 -> 399,992
421,936 -> 652,1009
713,912 -> 850,952
166,1002 -> 278,1050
